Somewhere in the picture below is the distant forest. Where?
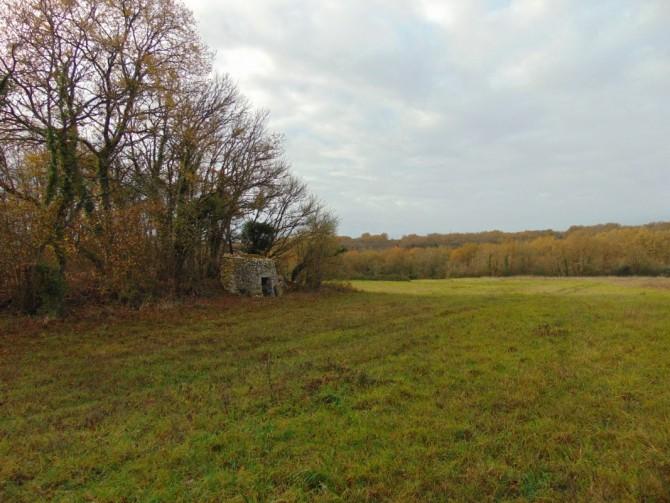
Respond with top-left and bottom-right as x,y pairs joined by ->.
334,223 -> 670,279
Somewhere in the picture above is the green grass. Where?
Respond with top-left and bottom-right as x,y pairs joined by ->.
2,277 -> 670,501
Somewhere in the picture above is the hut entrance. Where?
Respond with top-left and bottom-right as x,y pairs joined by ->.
261,277 -> 273,297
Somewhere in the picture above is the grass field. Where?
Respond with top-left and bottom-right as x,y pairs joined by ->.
2,278 -> 670,501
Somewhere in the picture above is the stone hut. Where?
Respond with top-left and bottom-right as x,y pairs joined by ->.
220,254 -> 282,297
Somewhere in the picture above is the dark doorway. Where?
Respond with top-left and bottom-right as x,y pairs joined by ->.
261,277 -> 273,297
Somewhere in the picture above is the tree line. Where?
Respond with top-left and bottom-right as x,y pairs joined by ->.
0,0 -> 336,312
334,224 -> 670,280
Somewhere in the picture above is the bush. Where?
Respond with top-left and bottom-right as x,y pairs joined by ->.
241,221 -> 275,255
17,263 -> 66,315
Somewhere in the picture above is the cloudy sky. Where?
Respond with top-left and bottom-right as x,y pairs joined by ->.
185,0 -> 669,237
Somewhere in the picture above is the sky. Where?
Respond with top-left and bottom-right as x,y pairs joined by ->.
184,0 -> 670,237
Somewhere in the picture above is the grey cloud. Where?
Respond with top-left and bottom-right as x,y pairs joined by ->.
185,0 -> 670,236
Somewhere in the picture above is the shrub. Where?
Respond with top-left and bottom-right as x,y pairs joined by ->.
16,263 -> 66,315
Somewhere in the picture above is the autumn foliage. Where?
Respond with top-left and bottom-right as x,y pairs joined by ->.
0,0 -> 333,312
335,224 -> 670,280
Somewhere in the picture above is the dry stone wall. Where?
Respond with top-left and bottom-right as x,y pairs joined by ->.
220,254 -> 282,297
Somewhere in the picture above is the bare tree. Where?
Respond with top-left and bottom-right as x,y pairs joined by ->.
0,0 -> 332,307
